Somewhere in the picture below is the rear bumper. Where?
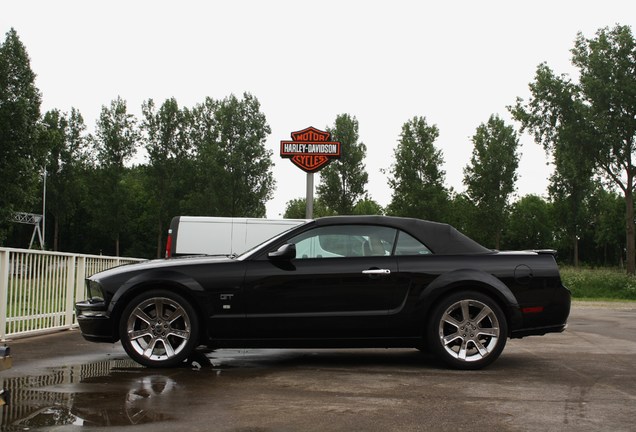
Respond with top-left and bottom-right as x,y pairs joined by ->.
510,283 -> 571,339
75,301 -> 118,343
511,323 -> 567,338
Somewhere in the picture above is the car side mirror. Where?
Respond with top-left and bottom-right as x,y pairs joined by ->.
268,243 -> 296,261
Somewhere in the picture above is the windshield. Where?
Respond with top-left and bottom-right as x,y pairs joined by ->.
236,221 -> 311,261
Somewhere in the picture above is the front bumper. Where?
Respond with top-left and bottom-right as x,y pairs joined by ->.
75,301 -> 118,343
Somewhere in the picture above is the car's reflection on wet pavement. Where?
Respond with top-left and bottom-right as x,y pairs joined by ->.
1,347 -> 395,430
0,354 -> 206,429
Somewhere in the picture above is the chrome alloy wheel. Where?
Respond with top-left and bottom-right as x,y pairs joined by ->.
126,297 -> 192,363
437,298 -> 501,362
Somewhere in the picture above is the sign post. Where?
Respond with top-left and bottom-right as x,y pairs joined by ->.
306,172 -> 314,219
280,127 -> 341,219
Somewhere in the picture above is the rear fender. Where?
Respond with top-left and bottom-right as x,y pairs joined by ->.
419,269 -> 523,332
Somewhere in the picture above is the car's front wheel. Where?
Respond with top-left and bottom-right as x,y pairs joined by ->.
427,291 -> 508,370
119,290 -> 199,367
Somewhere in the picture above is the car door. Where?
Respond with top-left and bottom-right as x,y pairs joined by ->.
242,224 -> 411,339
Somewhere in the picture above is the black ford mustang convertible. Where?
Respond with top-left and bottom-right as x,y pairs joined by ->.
76,216 -> 570,370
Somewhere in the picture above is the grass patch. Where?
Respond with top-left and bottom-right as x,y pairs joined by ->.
560,267 -> 636,301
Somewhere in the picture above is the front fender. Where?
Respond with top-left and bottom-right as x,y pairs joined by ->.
107,269 -> 206,314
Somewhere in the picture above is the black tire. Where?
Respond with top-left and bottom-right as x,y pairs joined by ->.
119,289 -> 199,367
427,291 -> 508,370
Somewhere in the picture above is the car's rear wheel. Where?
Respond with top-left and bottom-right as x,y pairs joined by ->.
427,291 -> 507,370
119,290 -> 199,367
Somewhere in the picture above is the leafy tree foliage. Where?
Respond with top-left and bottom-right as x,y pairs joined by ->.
141,98 -> 192,257
181,97 -> 222,216
0,33 -> 276,256
352,198 -> 383,215
212,93 -> 275,217
40,108 -> 91,251
511,64 -> 596,266
185,94 -> 275,218
386,116 -> 448,221
0,28 -> 44,243
463,115 -> 520,248
317,114 -> 368,214
93,96 -> 139,256
283,197 -> 335,219
95,96 -> 138,167
503,195 -> 555,251
515,25 -> 636,273
572,25 -> 636,273
444,192 -> 475,236
284,196 -> 382,219
587,189 -> 625,266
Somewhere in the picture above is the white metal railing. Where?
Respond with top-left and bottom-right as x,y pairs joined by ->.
0,247 -> 145,340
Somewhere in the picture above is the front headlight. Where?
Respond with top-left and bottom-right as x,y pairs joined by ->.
86,280 -> 105,303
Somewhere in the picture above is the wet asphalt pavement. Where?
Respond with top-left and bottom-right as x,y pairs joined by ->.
1,302 -> 635,432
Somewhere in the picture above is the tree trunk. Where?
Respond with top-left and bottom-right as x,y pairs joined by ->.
625,187 -> 635,274
572,234 -> 579,268
116,233 -> 120,257
573,234 -> 579,268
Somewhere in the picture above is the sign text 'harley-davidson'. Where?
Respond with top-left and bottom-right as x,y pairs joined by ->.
280,127 -> 341,173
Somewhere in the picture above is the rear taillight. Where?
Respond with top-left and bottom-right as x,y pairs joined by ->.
165,229 -> 173,258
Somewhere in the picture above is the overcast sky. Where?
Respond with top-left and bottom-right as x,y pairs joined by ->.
3,1 -> 636,218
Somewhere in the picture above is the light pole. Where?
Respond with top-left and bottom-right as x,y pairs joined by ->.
39,121 -> 50,250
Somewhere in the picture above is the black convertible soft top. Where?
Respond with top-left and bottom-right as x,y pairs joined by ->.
314,215 -> 492,255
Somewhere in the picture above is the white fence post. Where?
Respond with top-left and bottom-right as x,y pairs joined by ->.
64,256 -> 76,329
0,250 -> 9,340
75,256 -> 86,303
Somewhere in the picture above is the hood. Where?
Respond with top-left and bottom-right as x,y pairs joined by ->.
88,255 -> 234,281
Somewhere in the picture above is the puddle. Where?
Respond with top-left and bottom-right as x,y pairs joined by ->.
0,348 -> 427,430
0,353 -> 217,430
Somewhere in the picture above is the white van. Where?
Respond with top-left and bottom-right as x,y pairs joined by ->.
165,216 -> 307,258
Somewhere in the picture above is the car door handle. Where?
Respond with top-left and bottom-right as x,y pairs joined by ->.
362,269 -> 391,275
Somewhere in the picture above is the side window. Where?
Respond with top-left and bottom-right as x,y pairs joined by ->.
289,225 -> 397,259
395,231 -> 432,255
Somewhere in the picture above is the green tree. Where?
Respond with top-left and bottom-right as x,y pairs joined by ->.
187,94 -> 275,218
511,63 -> 596,266
317,114 -> 368,214
515,25 -> 636,273
386,116 -> 448,221
141,97 -> 192,257
40,108 -> 91,251
445,192 -> 475,237
214,93 -> 274,217
283,197 -> 335,219
0,28 -> 44,243
503,195 -> 554,251
572,25 -> 636,273
463,115 -> 520,249
182,97 -> 221,215
352,197 -> 383,215
117,165 -> 156,258
93,96 -> 139,256
588,188 -> 625,266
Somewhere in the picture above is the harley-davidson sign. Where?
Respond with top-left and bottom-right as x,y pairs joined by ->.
280,127 -> 341,173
